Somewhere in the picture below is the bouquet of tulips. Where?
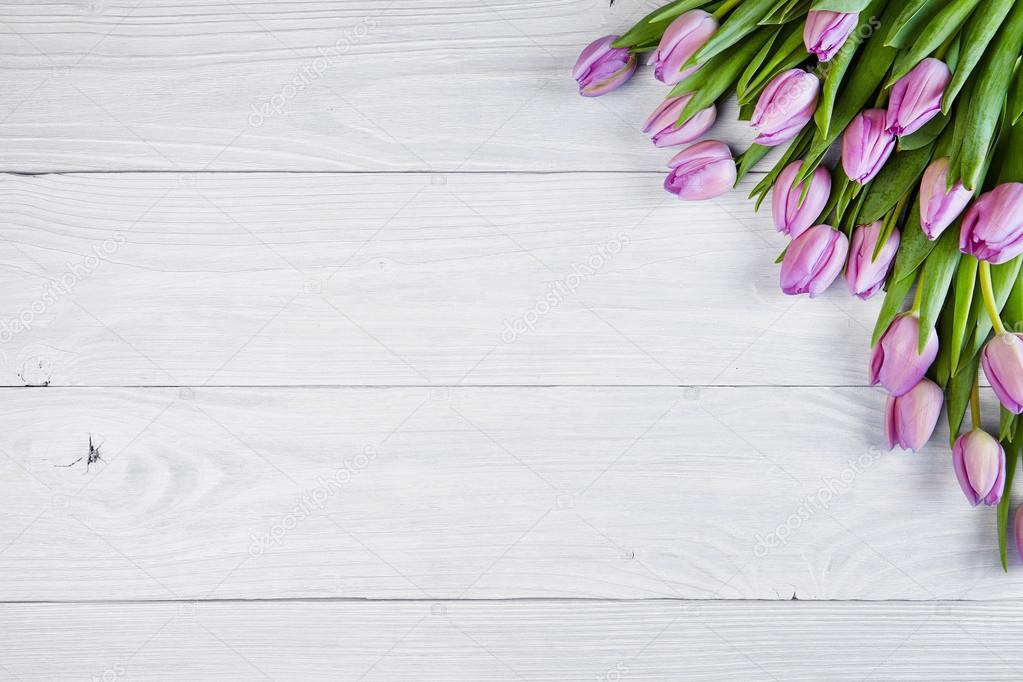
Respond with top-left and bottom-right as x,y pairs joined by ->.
574,0 -> 1023,567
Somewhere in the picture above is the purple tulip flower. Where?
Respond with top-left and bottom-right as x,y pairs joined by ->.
664,140 -> 736,200
884,378 -> 943,452
573,35 -> 637,97
953,430 -> 1006,507
771,161 -> 831,239
960,183 -> 1023,264
870,313 -> 938,397
779,225 -> 849,297
751,69 -> 819,146
803,10 -> 859,62
919,157 -> 972,240
846,221 -> 900,299
842,109 -> 896,184
886,58 -> 951,137
649,10 -> 717,85
642,95 -> 716,148
982,333 -> 1023,414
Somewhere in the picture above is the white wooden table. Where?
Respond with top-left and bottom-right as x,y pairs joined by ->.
2,1 -> 1022,679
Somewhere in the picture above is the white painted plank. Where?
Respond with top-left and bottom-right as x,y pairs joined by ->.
0,172 -> 881,387
1,386 -> 1017,601
0,0 -> 761,172
3,600 -> 1023,681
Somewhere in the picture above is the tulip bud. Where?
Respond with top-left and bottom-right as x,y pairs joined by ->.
642,95 -> 717,148
842,109 -> 896,184
803,10 -> 858,62
886,58 -> 951,137
649,10 -> 718,85
663,140 -> 736,201
1015,506 -> 1023,564
771,161 -> 831,239
884,378 -> 943,452
869,313 -> 938,397
982,333 -> 1023,414
846,221 -> 900,300
959,183 -> 1023,264
573,36 -> 637,97
750,69 -> 819,146
779,225 -> 849,297
952,430 -> 1006,507
918,157 -> 972,240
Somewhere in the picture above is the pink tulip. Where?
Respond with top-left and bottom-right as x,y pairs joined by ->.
884,378 -> 943,452
771,161 -> 831,238
649,10 -> 717,85
803,11 -> 859,62
779,225 -> 849,297
846,221 -> 900,299
573,35 -> 638,97
919,157 -> 972,240
982,333 -> 1023,414
842,109 -> 896,184
869,313 -> 938,397
663,140 -> 736,200
952,430 -> 1006,507
642,95 -> 716,148
960,183 -> 1023,264
886,58 -> 951,137
751,69 -> 819,146
1015,506 -> 1023,563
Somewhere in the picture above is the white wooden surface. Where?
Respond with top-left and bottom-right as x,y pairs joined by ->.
2,1 -> 1022,679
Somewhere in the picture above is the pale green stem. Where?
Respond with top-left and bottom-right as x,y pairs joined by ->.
712,0 -> 742,20
979,261 -> 1007,335
970,373 -> 981,430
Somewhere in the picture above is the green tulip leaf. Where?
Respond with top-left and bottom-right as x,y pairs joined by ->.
898,113 -> 949,152
735,143 -> 771,183
647,0 -> 715,24
954,1 -> 1023,191
945,354 -> 979,447
886,0 -> 982,87
761,0 -> 812,24
694,0 -> 778,63
738,23 -> 807,105
888,203 -> 936,285
809,0 -> 871,11
872,272 -> 915,347
749,124 -> 815,209
941,0 -> 1016,113
885,0 -> 942,49
1010,62 -> 1023,126
998,431 -> 1020,571
949,255 -> 977,377
736,26 -> 785,103
917,227 -> 961,353
858,145 -> 933,224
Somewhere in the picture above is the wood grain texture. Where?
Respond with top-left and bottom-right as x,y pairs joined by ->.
0,0 -> 763,172
0,172 -> 881,387
3,600 -> 1023,681
2,386 -> 1016,602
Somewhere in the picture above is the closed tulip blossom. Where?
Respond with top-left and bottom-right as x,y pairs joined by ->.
771,161 -> 831,238
842,109 -> 896,184
960,183 -> 1023,264
846,221 -> 899,299
803,10 -> 859,62
573,35 -> 637,97
751,69 -> 819,146
982,333 -> 1023,414
884,378 -> 943,452
869,314 -> 938,396
886,58 -> 951,137
779,225 -> 849,297
649,10 -> 717,85
919,157 -> 972,240
663,140 -> 736,200
952,430 -> 1006,507
642,95 -> 716,148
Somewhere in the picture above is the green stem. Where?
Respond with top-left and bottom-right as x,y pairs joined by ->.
911,277 -> 924,314
970,373 -> 982,430
712,0 -> 742,20
979,261 -> 1007,335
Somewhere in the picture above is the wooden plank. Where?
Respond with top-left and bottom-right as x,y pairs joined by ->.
1,386 -> 1016,602
3,600 -> 1023,680
0,172 -> 880,387
0,0 -> 760,172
